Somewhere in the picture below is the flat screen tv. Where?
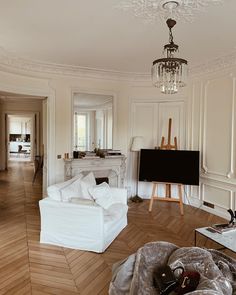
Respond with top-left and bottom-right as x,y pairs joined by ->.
139,149 -> 200,185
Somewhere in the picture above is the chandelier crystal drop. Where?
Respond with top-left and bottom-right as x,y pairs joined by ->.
118,0 -> 223,23
152,18 -> 187,94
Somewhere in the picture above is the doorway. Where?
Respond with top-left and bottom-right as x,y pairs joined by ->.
7,114 -> 34,162
0,92 -> 45,185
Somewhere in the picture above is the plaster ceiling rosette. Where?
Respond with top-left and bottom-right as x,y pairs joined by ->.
118,0 -> 223,23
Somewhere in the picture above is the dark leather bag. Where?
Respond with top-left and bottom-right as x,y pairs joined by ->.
153,265 -> 184,295
175,271 -> 200,294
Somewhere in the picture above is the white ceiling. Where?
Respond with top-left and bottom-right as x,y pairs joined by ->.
0,0 -> 235,73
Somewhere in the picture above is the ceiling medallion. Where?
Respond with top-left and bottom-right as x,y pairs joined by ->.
118,0 -> 223,23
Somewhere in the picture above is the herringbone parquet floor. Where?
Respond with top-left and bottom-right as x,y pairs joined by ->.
0,161 -> 231,294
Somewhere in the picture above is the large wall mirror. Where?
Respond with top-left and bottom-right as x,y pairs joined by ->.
73,92 -> 113,151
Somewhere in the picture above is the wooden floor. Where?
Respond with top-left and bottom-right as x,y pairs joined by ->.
0,162 -> 231,294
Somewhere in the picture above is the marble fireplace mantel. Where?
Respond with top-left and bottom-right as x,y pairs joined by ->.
64,155 -> 126,188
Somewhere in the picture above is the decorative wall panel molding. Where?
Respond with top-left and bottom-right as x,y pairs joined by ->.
202,78 -> 233,178
190,51 -> 236,77
202,183 -> 233,210
129,99 -> 185,197
201,81 -> 208,175
228,75 -> 236,179
158,102 -> 185,149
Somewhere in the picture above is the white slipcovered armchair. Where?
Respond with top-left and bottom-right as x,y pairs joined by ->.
39,173 -> 128,253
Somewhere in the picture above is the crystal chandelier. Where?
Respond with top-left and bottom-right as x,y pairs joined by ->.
152,18 -> 187,94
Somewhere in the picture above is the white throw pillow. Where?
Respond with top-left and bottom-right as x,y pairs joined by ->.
60,172 -> 96,202
60,175 -> 84,202
70,198 -> 96,206
88,182 -> 114,209
47,174 -> 83,201
80,172 -> 96,199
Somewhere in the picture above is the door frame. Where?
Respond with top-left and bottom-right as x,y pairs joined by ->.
5,111 -> 39,165
0,83 -> 56,196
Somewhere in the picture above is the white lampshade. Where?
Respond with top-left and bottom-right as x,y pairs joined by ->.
131,136 -> 143,152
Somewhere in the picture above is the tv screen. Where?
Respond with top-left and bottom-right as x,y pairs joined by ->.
139,149 -> 200,185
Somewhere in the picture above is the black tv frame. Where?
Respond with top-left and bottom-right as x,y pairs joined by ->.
139,149 -> 200,186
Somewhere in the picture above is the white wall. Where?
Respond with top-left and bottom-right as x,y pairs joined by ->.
188,69 -> 236,219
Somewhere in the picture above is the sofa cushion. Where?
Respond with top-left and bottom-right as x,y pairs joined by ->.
89,182 -> 115,209
47,174 -> 83,201
60,172 -> 96,202
70,198 -> 97,206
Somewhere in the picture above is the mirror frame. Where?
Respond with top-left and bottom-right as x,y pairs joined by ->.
71,88 -> 117,153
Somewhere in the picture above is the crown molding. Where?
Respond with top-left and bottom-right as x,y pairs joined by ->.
0,47 -> 236,82
189,51 -> 236,77
0,48 -> 150,82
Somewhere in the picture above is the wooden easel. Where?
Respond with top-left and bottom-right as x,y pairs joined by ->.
148,118 -> 184,215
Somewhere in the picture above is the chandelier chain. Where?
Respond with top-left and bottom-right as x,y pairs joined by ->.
169,27 -> 173,44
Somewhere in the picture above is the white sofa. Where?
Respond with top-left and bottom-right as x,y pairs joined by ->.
39,175 -> 128,253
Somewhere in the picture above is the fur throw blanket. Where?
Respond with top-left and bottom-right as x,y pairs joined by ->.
109,241 -> 236,295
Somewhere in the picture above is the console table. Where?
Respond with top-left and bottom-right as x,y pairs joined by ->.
64,155 -> 126,188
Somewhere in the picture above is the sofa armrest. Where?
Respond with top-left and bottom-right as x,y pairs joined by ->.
39,198 -> 104,237
109,188 -> 127,205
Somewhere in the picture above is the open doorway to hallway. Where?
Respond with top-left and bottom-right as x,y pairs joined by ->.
0,91 -> 46,184
8,115 -> 32,162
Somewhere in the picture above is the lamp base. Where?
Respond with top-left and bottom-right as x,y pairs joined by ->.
130,195 -> 143,203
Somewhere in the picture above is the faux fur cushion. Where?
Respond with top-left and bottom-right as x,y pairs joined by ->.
109,242 -> 236,295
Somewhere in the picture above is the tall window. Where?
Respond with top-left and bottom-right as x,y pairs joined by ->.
74,112 -> 88,151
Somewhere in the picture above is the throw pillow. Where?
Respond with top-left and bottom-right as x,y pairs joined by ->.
80,172 -> 96,199
60,175 -> 84,202
47,173 -> 83,201
60,172 -> 96,201
88,182 -> 114,209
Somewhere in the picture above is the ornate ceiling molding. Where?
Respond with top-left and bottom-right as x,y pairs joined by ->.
189,51 -> 236,77
0,47 -> 236,81
117,0 -> 223,23
0,48 -> 150,82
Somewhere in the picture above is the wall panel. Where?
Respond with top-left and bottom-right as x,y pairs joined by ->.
190,71 -> 236,219
203,77 -> 232,177
158,102 -> 185,149
130,100 -> 185,198
131,103 -> 158,148
202,183 -> 232,209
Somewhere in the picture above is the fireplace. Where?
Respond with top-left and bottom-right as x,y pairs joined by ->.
64,156 -> 126,188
